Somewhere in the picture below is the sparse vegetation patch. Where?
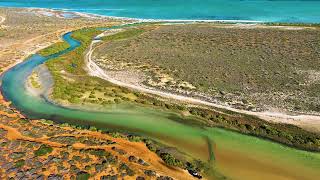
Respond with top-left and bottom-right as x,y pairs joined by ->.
94,24 -> 320,113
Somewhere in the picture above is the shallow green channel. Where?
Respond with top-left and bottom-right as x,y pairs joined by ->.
1,29 -> 320,180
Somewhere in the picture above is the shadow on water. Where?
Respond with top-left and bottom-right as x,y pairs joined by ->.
204,136 -> 215,163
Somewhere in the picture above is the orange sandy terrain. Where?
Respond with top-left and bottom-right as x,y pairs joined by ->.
0,93 -> 195,179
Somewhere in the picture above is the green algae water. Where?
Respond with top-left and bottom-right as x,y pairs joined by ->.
1,0 -> 320,23
1,31 -> 320,179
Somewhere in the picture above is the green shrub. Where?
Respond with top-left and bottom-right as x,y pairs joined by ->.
87,149 -> 111,158
89,126 -> 98,131
102,28 -> 145,42
42,119 -> 54,125
10,152 -> 26,159
34,145 -> 53,156
128,135 -> 142,142
160,152 -> 184,168
111,132 -> 124,138
15,159 -> 25,168
76,171 -> 90,180
38,42 -> 70,56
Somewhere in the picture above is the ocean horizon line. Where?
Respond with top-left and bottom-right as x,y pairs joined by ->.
0,6 -> 266,24
2,6 -> 320,25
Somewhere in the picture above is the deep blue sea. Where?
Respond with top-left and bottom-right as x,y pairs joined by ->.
0,0 -> 320,23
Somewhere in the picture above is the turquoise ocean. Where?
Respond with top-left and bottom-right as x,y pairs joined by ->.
0,0 -> 320,23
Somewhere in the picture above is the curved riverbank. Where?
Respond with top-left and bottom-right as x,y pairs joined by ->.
1,26 -> 320,179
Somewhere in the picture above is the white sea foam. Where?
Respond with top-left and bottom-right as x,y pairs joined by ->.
0,6 -> 263,24
63,8 -> 126,11
73,10 -> 263,23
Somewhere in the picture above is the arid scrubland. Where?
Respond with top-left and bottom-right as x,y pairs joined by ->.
93,24 -> 320,114
0,8 -> 122,73
0,93 -> 192,180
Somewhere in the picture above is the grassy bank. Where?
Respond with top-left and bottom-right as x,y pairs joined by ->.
44,26 -> 154,107
38,42 -> 70,57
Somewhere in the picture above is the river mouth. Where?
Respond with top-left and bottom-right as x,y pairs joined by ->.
1,27 -> 320,179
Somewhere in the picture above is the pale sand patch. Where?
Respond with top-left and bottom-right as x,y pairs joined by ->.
0,14 -> 7,29
0,15 -> 5,24
105,70 -> 146,85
